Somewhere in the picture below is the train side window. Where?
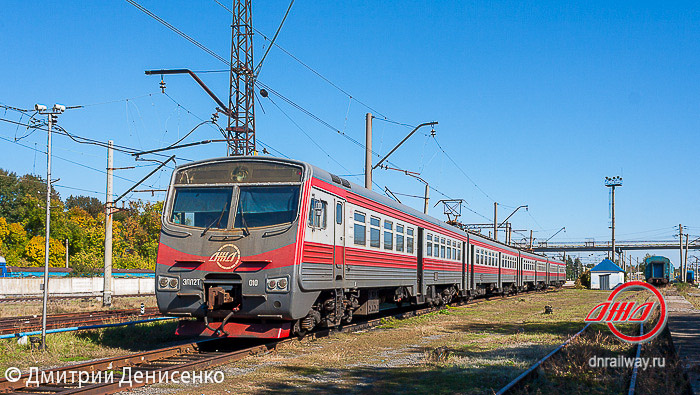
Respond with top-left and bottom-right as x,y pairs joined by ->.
396,224 -> 404,252
308,198 -> 327,229
407,228 -> 414,254
353,212 -> 366,246
426,234 -> 433,256
336,202 -> 343,225
384,220 -> 393,250
447,245 -> 452,260
370,216 -> 381,248
441,244 -> 445,259
457,246 -> 461,261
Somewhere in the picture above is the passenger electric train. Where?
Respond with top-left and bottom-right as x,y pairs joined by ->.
155,156 -> 565,339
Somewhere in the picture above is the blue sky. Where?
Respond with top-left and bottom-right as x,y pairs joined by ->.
2,1 -> 699,267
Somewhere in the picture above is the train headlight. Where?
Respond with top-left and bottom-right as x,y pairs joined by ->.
157,275 -> 180,291
266,276 -> 289,293
267,279 -> 277,290
277,278 -> 287,290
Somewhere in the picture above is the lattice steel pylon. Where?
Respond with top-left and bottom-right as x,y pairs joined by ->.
227,0 -> 256,156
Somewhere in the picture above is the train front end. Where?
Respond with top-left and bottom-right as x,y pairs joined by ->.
155,157 -> 311,338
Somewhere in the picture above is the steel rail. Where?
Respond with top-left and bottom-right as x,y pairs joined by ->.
627,322 -> 644,395
0,307 -> 161,335
495,323 -> 590,395
0,294 -> 151,303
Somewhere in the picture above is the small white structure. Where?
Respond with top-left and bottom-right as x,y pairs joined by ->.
590,259 -> 625,290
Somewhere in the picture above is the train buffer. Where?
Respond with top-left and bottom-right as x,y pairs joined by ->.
666,287 -> 700,394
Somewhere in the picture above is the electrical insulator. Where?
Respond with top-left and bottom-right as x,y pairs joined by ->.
159,78 -> 166,93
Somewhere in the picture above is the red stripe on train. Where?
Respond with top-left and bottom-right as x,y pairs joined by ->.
156,242 -> 297,272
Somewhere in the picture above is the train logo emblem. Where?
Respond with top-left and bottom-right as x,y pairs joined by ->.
209,244 -> 241,270
584,281 -> 667,344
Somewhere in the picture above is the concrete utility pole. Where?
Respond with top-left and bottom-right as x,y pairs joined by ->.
685,234 -> 689,282
365,113 -> 372,189
65,239 -> 69,268
423,183 -> 429,215
493,202 -> 498,241
103,140 -> 114,306
36,103 -> 64,351
680,224 -> 684,282
529,230 -> 534,250
604,176 -> 622,263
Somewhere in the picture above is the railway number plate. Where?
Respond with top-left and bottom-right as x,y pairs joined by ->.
182,278 -> 201,286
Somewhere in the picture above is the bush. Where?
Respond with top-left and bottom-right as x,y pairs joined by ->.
575,269 -> 591,289
70,249 -> 102,276
114,254 -> 153,270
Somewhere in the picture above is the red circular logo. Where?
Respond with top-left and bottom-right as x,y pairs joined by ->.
601,281 -> 667,343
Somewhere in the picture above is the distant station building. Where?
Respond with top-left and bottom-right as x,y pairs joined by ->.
590,259 -> 625,290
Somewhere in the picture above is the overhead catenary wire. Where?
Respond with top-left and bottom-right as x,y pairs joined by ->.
125,0 -> 230,66
104,2 -> 503,223
253,0 -> 295,78
266,95 -> 356,176
432,135 -> 495,203
0,134 -> 162,190
210,0 -> 392,120
0,173 -> 165,204
124,0 -> 493,218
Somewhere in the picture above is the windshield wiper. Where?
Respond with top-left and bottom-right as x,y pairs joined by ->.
238,208 -> 251,237
201,205 -> 229,237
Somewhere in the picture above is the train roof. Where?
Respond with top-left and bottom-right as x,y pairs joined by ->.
644,256 -> 671,263
174,156 -> 561,263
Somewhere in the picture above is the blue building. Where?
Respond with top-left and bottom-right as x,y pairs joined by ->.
590,259 -> 626,290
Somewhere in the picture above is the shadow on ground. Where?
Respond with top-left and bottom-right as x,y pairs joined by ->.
230,340 -> 608,395
74,320 -> 195,351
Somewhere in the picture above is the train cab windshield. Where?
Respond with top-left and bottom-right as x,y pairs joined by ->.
171,187 -> 233,229
234,186 -> 300,228
168,160 -> 304,231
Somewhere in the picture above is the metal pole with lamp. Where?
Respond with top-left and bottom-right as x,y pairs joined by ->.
36,103 -> 65,350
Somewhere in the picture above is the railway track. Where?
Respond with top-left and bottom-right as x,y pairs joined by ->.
0,288 -> 562,394
0,294 -> 151,304
495,292 -> 652,395
0,308 -> 162,336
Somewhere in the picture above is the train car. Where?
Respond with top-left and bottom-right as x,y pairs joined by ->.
155,156 -> 565,339
644,256 -> 671,285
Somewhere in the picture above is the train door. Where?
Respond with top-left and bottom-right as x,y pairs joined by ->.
470,244 -> 475,290
333,199 -> 346,284
497,252 -> 502,291
417,228 -> 425,299
516,254 -> 521,289
461,240 -> 467,293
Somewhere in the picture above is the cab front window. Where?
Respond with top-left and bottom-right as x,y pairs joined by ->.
170,187 -> 232,229
234,186 -> 301,229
